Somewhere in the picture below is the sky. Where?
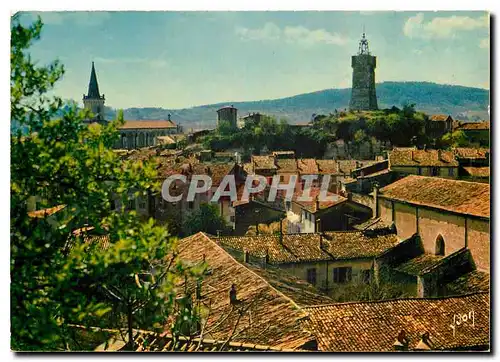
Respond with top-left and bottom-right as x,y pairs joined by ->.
16,11 -> 490,110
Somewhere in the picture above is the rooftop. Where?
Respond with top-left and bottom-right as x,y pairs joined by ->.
453,147 -> 489,160
429,114 -> 452,122
27,204 -> 66,219
174,232 -> 316,350
251,155 -> 277,170
119,120 -> 177,130
463,167 -> 490,178
303,292 -> 489,351
389,148 -> 459,167
379,175 -> 490,218
394,253 -> 445,276
444,271 -> 490,295
292,188 -> 347,214
455,121 -> 490,131
214,231 -> 400,264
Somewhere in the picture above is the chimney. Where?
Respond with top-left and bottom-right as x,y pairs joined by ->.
315,218 -> 322,234
243,250 -> 249,263
393,330 -> 409,351
415,332 -> 432,351
229,284 -> 238,305
216,230 -> 221,237
315,196 -> 320,212
411,150 -> 415,161
336,162 -> 341,173
168,113 -> 171,121
372,183 -> 380,218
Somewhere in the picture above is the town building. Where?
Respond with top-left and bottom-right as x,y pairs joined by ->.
426,114 -> 454,138
213,230 -> 400,297
453,121 -> 490,147
216,105 -> 238,129
375,175 -> 490,272
349,31 -> 378,111
388,148 -> 459,178
82,62 -> 106,123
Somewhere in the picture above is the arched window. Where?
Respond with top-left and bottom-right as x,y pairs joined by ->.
435,234 -> 445,256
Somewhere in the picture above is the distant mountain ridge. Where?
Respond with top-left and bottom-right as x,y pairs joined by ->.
104,81 -> 489,130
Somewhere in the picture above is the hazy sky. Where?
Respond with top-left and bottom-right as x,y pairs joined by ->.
18,11 -> 489,109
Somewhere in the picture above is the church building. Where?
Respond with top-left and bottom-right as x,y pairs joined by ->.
82,62 -> 181,149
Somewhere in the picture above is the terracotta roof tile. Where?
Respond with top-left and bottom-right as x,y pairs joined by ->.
119,120 -> 177,129
453,147 -> 489,160
322,231 -> 400,259
379,175 -> 490,218
389,149 -> 459,167
429,114 -> 451,122
463,167 -> 490,178
394,254 -> 445,276
292,188 -> 347,213
456,121 -> 490,130
297,159 -> 319,174
251,155 -> 276,170
445,271 -> 490,295
175,233 -> 315,349
303,293 -> 489,351
276,158 -> 298,173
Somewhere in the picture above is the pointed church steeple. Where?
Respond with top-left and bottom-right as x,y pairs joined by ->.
83,62 -> 105,122
87,61 -> 101,98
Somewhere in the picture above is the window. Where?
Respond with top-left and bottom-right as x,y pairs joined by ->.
127,199 -> 135,210
430,167 -> 439,176
188,201 -> 194,210
333,267 -> 352,284
229,215 -> 235,223
361,270 -> 371,284
307,268 -> 317,285
448,168 -> 454,177
138,198 -> 147,210
435,234 -> 445,256
417,167 -> 422,175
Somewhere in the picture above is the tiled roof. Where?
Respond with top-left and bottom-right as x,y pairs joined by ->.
251,155 -> 276,170
352,218 -> 393,232
315,160 -> 339,174
175,232 -> 316,350
394,254 -> 445,276
303,293 -> 489,351
27,204 -> 66,218
322,231 -> 400,260
292,188 -> 347,214
297,159 -> 318,174
215,231 -> 399,264
272,151 -> 295,157
247,265 -> 334,306
276,158 -> 298,173
456,121 -> 490,130
445,271 -> 490,295
429,114 -> 451,121
379,175 -> 490,218
119,120 -> 177,129
453,147 -> 489,160
389,149 -> 459,167
463,167 -> 490,178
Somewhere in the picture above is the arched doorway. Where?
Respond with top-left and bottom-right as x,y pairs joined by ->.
435,234 -> 445,256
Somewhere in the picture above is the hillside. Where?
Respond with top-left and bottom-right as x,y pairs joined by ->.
105,81 -> 488,130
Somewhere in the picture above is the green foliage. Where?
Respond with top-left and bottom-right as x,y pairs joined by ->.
11,16 -> 200,351
441,130 -> 471,148
182,203 -> 228,236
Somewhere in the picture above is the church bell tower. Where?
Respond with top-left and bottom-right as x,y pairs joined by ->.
349,32 -> 378,111
83,62 -> 106,122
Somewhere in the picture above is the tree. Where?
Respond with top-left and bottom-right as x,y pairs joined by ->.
11,15 -> 201,351
182,203 -> 228,236
441,130 -> 470,148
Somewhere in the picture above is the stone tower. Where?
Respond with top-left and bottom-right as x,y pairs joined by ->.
216,105 -> 238,129
83,62 -> 106,122
349,32 -> 378,111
